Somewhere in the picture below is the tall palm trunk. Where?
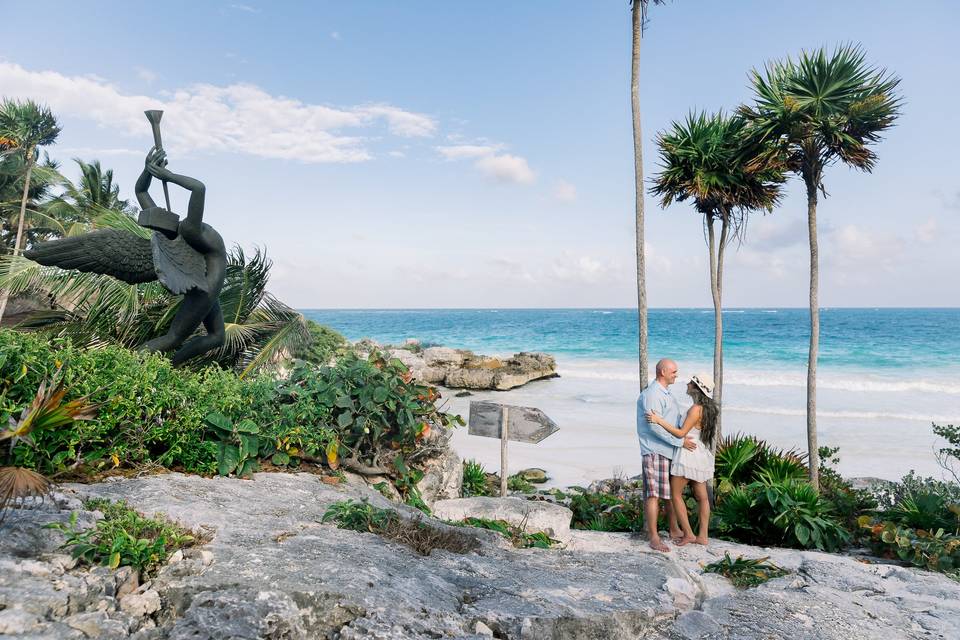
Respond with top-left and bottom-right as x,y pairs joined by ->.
631,2 -> 649,388
0,149 -> 35,323
805,178 -> 820,490
707,212 -> 729,446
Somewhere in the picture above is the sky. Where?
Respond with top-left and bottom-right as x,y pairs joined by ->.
1,1 -> 957,308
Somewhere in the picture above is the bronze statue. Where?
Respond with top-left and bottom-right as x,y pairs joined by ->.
24,111 -> 227,365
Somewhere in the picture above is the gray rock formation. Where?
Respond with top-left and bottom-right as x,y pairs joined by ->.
1,473 -> 958,639
356,339 -> 558,391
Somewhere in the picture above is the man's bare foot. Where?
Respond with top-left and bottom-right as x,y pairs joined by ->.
694,536 -> 708,546
669,529 -> 683,542
649,538 -> 670,553
675,534 -> 697,546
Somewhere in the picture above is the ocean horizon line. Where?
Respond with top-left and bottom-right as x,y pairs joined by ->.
298,306 -> 960,312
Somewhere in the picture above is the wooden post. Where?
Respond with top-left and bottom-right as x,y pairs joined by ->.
500,405 -> 510,497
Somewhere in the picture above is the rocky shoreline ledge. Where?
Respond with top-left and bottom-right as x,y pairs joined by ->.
354,340 -> 558,391
3,472 -> 958,640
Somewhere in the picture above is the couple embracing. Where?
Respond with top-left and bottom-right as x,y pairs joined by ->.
636,358 -> 719,552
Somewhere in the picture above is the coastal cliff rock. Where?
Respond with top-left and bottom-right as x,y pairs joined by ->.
2,473 -> 959,639
354,339 -> 558,391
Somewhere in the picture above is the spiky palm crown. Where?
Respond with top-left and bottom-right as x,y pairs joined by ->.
0,99 -> 61,154
738,44 -> 902,189
651,110 -> 785,233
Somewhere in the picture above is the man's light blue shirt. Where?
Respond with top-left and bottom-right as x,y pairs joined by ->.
637,381 -> 683,458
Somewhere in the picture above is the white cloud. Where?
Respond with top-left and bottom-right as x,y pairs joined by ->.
331,31 -> 341,40
0,61 -> 436,163
437,143 -> 534,184
56,146 -> 142,157
436,144 -> 504,160
915,217 -> 938,244
228,3 -> 260,13
474,154 -> 535,184
827,224 -> 903,272
553,180 -> 576,202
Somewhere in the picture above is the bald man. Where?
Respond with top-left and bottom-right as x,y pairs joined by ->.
637,358 -> 696,552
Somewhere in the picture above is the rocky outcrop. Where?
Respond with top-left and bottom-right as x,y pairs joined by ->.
355,340 -> 558,391
2,473 -> 959,639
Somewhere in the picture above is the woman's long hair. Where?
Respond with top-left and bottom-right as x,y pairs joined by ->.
689,386 -> 719,448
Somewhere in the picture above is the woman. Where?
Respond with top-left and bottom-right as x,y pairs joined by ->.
646,373 -> 718,546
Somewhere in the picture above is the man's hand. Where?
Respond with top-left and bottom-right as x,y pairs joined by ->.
683,437 -> 697,451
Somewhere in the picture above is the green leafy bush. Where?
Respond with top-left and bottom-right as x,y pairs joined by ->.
507,473 -> 536,493
46,498 -> 198,574
566,487 -> 645,533
0,330 -> 265,475
291,320 -> 348,365
204,413 -> 260,478
816,446 -> 877,531
859,517 -> 960,577
703,553 -> 790,588
713,479 -> 850,552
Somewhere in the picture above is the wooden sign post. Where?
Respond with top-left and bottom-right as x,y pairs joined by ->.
468,401 -> 559,497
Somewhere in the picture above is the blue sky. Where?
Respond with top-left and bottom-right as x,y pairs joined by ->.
1,1 -> 957,308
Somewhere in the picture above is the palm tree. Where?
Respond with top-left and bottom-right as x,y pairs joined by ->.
651,111 -> 783,436
630,0 -> 665,388
0,99 -> 61,323
0,209 -> 310,377
0,153 -> 66,251
740,45 -> 901,489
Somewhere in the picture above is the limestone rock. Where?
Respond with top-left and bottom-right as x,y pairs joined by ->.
432,496 -> 573,542
518,468 -> 548,483
0,608 -> 42,634
120,590 -> 161,617
414,447 -> 462,506
422,347 -> 463,367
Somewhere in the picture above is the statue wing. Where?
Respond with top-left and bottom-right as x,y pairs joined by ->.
24,229 -> 156,285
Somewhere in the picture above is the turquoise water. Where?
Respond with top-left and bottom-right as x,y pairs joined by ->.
302,308 -> 960,373
301,308 -> 960,482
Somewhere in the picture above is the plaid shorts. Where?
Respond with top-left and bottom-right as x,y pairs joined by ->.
642,453 -> 672,500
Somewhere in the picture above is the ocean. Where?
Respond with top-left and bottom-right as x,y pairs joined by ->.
302,308 -> 960,486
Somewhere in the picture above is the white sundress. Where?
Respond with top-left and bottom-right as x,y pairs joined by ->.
671,427 -> 715,483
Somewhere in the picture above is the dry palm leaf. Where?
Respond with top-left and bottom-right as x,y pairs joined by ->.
0,466 -> 51,524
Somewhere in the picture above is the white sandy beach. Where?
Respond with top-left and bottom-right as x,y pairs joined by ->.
444,358 -> 955,488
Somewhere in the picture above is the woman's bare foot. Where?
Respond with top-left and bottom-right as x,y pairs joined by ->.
649,538 -> 670,553
669,528 -> 684,542
694,536 -> 708,546
675,534 -> 697,546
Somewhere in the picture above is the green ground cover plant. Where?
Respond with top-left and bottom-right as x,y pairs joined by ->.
703,553 -> 790,588
322,498 -> 477,556
457,517 -> 559,549
46,498 -> 199,575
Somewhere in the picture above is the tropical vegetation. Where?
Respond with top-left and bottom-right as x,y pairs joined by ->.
738,45 -> 902,488
651,111 -> 784,429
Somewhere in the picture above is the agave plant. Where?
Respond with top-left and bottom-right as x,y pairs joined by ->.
0,208 -> 309,376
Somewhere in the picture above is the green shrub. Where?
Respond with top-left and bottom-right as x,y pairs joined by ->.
0,330 -> 266,475
46,498 -> 198,574
322,498 -> 397,533
507,473 -> 536,493
933,423 -> 959,483
859,517 -> 960,577
204,413 -> 261,478
715,434 -> 806,494
713,479 -> 850,552
568,488 -> 645,533
703,553 -> 790,588
272,353 -> 463,464
816,446 -> 877,531
462,460 -> 490,497
291,321 -> 348,365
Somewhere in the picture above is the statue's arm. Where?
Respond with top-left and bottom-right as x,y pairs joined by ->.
164,171 -> 211,251
134,168 -> 157,210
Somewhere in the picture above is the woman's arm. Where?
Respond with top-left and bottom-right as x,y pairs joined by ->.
647,406 -> 701,438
